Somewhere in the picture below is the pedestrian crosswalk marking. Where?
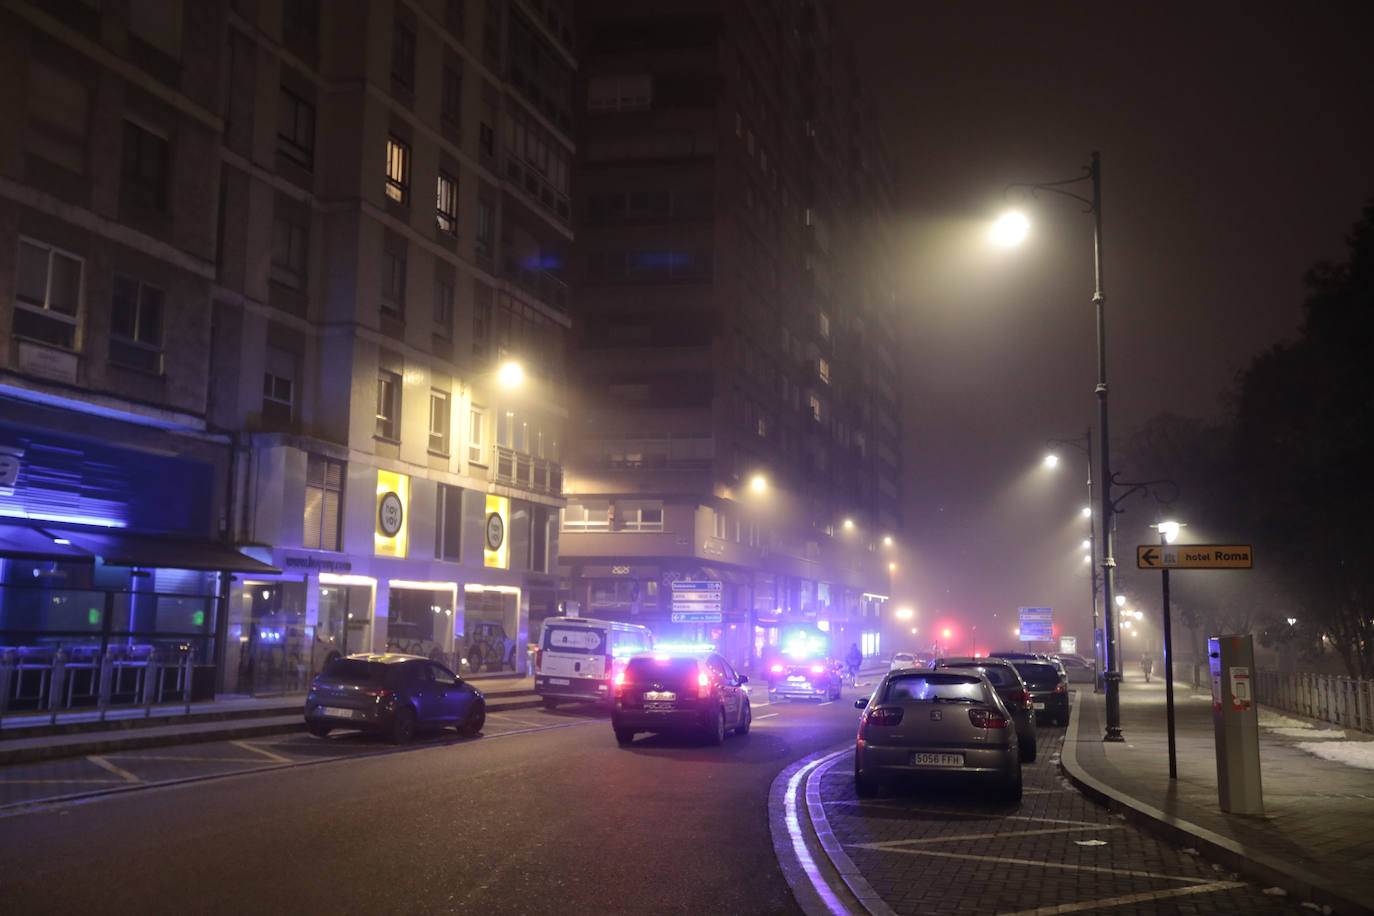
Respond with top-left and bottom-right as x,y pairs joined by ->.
996,880 -> 1248,915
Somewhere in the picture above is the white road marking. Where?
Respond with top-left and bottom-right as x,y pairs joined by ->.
0,778 -> 125,785
101,754 -> 282,764
858,824 -> 1125,846
997,880 -> 1248,915
86,756 -> 140,783
755,713 -> 779,720
844,845 -> 1206,883
837,802 -> 1110,829
486,713 -> 551,728
231,740 -> 293,763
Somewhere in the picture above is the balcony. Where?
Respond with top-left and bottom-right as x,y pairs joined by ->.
492,445 -> 563,495
501,254 -> 569,313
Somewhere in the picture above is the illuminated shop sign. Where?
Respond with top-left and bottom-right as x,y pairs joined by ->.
375,470 -> 410,558
483,494 -> 509,569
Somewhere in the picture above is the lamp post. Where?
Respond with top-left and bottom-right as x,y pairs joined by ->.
1002,151 -> 1123,741
1046,427 -> 1102,692
1153,519 -> 1184,779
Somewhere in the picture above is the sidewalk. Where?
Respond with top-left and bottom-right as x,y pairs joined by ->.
0,670 -> 542,766
1061,670 -> 1374,916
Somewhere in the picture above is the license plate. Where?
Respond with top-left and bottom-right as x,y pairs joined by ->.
547,678 -> 570,685
644,701 -> 675,711
643,691 -> 676,701
318,706 -> 358,719
1033,702 -> 1046,710
787,675 -> 805,682
910,752 -> 963,766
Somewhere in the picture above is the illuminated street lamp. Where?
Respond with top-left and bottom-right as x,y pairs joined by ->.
497,360 -> 525,388
843,518 -> 855,531
1005,152 -> 1122,741
750,474 -> 767,494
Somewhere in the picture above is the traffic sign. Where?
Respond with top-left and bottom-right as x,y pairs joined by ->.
1019,621 -> 1053,641
1137,545 -> 1253,569
671,612 -> 722,623
1018,606 -> 1052,621
672,580 -> 722,592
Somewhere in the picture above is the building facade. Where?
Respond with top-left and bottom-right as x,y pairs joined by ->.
1,0 -> 576,705
562,0 -> 904,672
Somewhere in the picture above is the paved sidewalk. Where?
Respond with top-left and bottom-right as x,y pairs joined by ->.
1062,670 -> 1374,915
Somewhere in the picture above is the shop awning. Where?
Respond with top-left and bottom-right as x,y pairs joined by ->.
0,523 -> 92,560
36,526 -> 281,573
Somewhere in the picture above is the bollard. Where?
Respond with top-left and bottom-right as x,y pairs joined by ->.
183,648 -> 194,715
0,648 -> 14,730
97,650 -> 114,722
48,650 -> 68,725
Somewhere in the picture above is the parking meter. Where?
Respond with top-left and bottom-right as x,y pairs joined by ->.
1207,634 -> 1263,814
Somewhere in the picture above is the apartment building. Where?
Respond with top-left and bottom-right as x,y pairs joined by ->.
562,0 -> 904,670
0,0 -> 575,701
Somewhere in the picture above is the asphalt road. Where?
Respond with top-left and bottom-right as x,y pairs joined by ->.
0,692 -> 863,914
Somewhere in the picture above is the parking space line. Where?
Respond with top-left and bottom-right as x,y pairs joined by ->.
843,845 -> 1207,883
101,754 -> 280,764
856,823 -> 1125,846
87,756 -> 141,783
0,778 -> 125,785
755,713 -> 779,720
996,880 -> 1248,916
486,713 -> 553,729
231,740 -> 293,763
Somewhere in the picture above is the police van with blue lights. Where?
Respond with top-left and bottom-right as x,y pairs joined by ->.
766,625 -> 844,701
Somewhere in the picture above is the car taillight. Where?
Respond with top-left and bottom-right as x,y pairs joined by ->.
810,664 -> 825,675
360,688 -> 393,699
614,670 -> 626,689
770,664 -> 784,674
1055,682 -> 1067,693
866,706 -> 903,727
1009,688 -> 1032,709
698,671 -> 711,698
969,708 -> 1009,729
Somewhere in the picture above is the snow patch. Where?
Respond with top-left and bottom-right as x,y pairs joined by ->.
1295,740 -> 1374,769
1269,727 -> 1346,740
1258,710 -> 1316,729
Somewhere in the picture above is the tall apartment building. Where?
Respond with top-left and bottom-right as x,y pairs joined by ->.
562,0 -> 904,670
0,0 -> 575,701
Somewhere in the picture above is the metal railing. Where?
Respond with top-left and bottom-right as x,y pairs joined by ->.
0,646 -> 197,732
1254,669 -> 1374,734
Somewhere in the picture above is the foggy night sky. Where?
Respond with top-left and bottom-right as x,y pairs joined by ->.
847,2 -> 1374,649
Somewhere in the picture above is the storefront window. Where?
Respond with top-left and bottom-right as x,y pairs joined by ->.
317,583 -> 373,670
229,580 -> 309,696
387,586 -> 455,667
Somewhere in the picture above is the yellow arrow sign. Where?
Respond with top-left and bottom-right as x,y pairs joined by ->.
1137,544 -> 1253,569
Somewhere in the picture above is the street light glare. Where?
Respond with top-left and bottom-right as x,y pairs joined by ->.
750,474 -> 767,493
1081,539 -> 1091,550
1043,453 -> 1059,468
497,361 -> 525,388
990,211 -> 1029,247
1081,506 -> 1092,518
1157,520 -> 1182,543
1115,594 -> 1127,607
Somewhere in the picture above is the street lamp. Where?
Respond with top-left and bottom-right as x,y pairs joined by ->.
1006,152 -> 1122,741
1047,428 -> 1101,693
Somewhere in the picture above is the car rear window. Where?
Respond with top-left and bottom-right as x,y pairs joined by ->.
884,673 -> 987,703
625,656 -> 698,687
941,663 -> 1017,687
1013,663 -> 1062,688
319,659 -> 389,685
542,625 -> 607,654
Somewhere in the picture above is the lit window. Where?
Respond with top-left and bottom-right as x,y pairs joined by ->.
385,136 -> 410,203
467,405 -> 486,465
818,312 -> 830,339
429,389 -> 451,454
376,371 -> 401,440
817,358 -> 830,384
436,172 -> 459,234
563,500 -> 611,531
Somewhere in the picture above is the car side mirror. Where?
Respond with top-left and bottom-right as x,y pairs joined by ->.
737,674 -> 749,685
854,697 -> 868,709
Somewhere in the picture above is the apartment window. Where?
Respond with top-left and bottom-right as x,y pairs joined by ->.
429,389 -> 451,454
617,501 -> 664,532
817,358 -> 830,384
14,237 -> 83,350
712,508 -> 727,540
304,454 -> 344,552
262,346 -> 295,424
818,311 -> 831,339
562,500 -> 610,532
436,172 -> 459,235
381,248 -> 406,319
467,405 -> 486,464
434,277 -> 453,338
475,199 -> 494,256
26,60 -> 88,175
376,371 -> 401,440
385,136 -> 410,204
441,63 -> 463,127
109,275 -> 164,373
121,120 -> 168,211
270,214 -> 308,289
391,18 -> 416,91
435,483 -> 463,561
277,88 -> 315,169
809,394 -> 822,422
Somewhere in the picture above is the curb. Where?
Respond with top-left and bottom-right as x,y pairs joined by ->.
1058,693 -> 1372,916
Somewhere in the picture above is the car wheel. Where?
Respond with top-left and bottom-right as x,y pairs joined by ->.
1022,738 -> 1037,763
735,700 -> 752,736
306,722 -> 331,738
542,697 -> 559,710
389,706 -> 417,745
706,705 -> 726,746
855,767 -> 879,798
1002,764 -> 1023,803
614,727 -> 635,746
461,701 -> 486,737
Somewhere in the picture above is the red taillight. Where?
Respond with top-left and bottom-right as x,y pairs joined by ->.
1010,689 -> 1032,710
360,688 -> 393,699
969,708 -> 1009,729
1054,682 -> 1067,693
614,670 -> 625,688
770,664 -> 784,674
535,649 -> 543,670
866,706 -> 904,727
810,664 -> 825,675
698,670 -> 711,698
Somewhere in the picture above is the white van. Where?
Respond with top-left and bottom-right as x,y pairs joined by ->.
535,617 -> 653,708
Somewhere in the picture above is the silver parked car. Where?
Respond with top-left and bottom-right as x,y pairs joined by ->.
889,651 -> 919,670
854,669 -> 1022,802
932,656 -> 1037,761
